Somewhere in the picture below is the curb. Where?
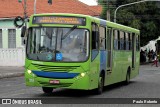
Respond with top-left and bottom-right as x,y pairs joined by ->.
0,72 -> 24,79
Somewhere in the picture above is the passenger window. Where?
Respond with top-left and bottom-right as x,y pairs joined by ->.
92,24 -> 99,50
99,26 -> 106,50
114,30 -> 118,50
126,33 -> 129,50
118,30 -> 120,50
124,32 -> 126,50
120,31 -> 124,50
129,33 -> 132,50
136,35 -> 140,51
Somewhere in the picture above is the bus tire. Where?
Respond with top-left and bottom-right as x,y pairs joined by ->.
96,75 -> 104,95
42,87 -> 54,94
124,68 -> 130,85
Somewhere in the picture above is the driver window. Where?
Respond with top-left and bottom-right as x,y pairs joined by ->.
92,23 -> 99,50
99,26 -> 106,50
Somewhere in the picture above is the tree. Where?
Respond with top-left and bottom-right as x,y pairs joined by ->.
98,0 -> 160,46
98,0 -> 116,20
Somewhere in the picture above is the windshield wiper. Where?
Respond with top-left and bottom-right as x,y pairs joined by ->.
62,25 -> 78,40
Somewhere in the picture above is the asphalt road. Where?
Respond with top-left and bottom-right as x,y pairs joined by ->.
0,64 -> 160,99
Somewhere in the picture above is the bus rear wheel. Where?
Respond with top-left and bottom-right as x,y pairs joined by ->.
124,69 -> 130,85
42,87 -> 54,94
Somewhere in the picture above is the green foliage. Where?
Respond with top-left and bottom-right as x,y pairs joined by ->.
18,0 -> 22,3
98,0 -> 107,19
98,0 -> 103,5
98,0 -> 160,46
100,7 -> 107,19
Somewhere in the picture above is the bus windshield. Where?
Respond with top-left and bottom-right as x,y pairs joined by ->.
27,27 -> 89,62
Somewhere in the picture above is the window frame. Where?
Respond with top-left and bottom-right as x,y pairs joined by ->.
99,26 -> 106,50
0,29 -> 2,48
8,29 -> 16,48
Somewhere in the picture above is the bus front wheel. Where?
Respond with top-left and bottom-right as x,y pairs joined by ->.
95,76 -> 104,95
42,87 -> 54,94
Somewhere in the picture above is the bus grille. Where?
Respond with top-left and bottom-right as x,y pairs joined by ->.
33,64 -> 80,72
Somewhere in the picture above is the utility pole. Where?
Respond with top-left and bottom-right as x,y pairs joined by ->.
17,0 -> 28,27
106,0 -> 110,21
24,0 -> 27,26
34,0 -> 37,14
34,0 -> 52,14
114,0 -> 160,23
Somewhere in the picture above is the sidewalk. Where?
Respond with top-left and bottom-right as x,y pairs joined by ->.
140,63 -> 160,71
0,66 -> 24,79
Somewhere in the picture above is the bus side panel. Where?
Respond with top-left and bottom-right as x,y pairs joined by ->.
130,51 -> 140,79
106,50 -> 133,85
120,51 -> 132,81
100,50 -> 107,78
106,51 -> 126,85
89,53 -> 100,90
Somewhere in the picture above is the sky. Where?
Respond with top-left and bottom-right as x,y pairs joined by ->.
78,0 -> 98,6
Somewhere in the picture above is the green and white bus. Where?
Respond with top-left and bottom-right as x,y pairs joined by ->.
24,13 -> 140,94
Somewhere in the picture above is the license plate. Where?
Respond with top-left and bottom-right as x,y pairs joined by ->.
49,80 -> 60,84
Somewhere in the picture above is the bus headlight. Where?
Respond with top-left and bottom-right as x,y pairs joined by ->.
81,73 -> 86,77
76,72 -> 87,80
27,69 -> 32,74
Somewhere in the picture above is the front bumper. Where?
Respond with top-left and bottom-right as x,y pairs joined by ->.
25,69 -> 90,90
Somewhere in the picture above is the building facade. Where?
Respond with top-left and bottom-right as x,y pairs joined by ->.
0,19 -> 22,49
0,0 -> 102,66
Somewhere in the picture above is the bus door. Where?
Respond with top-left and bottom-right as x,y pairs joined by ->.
99,26 -> 107,74
132,33 -> 136,68
107,28 -> 113,72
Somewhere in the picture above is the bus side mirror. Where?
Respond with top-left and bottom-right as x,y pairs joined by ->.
23,39 -> 26,44
21,26 -> 28,45
92,31 -> 99,42
14,16 -> 24,28
22,37 -> 27,45
21,26 -> 27,37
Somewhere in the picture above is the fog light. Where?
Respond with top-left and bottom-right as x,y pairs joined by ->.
81,73 -> 85,77
27,69 -> 32,74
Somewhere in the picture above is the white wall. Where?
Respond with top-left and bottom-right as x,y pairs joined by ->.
141,41 -> 156,52
0,48 -> 25,66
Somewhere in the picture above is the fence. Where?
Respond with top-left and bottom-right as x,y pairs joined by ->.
0,48 -> 25,66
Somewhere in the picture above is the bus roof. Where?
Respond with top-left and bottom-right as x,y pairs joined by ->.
106,21 -> 140,34
31,13 -> 91,18
93,17 -> 140,34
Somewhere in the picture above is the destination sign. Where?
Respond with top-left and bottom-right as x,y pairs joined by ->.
32,16 -> 86,25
